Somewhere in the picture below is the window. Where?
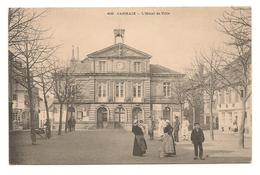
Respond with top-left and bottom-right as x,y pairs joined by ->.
163,82 -> 171,97
116,85 -> 119,97
120,83 -> 124,97
133,83 -> 142,98
134,62 -> 141,72
77,111 -> 83,120
13,94 -> 17,100
13,112 -> 18,121
70,84 -> 77,97
98,83 -> 107,97
99,61 -> 106,72
98,86 -> 102,97
24,95 -> 29,105
116,82 -> 124,98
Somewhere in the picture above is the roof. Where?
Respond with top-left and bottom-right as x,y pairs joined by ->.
150,64 -> 181,75
68,62 -> 92,74
85,43 -> 151,59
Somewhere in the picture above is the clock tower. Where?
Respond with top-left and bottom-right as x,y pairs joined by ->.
114,29 -> 125,44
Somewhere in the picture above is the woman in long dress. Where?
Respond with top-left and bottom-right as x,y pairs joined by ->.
160,120 -> 176,157
132,120 -> 147,156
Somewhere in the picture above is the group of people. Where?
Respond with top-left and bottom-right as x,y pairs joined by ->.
132,117 -> 205,160
157,116 -> 186,142
67,117 -> 76,132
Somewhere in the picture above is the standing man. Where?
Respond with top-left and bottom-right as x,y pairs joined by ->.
71,117 -> 76,131
148,117 -> 155,140
68,117 -> 72,132
191,122 -> 205,160
173,116 -> 180,142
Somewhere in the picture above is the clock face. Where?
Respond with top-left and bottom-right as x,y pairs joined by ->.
116,62 -> 125,70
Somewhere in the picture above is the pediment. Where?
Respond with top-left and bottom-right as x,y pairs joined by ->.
87,43 -> 151,59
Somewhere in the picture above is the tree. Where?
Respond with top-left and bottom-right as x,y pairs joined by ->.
183,80 -> 204,128
193,49 -> 222,140
8,8 -> 46,131
183,64 -> 205,129
215,7 -> 251,148
52,63 -> 77,135
172,78 -> 186,127
9,8 -> 57,144
8,8 -> 46,47
34,58 -> 57,138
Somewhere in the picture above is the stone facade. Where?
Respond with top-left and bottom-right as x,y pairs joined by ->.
52,29 -> 184,131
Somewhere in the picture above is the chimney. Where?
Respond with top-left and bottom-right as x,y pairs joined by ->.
77,46 -> 79,60
114,29 -> 125,44
71,45 -> 75,61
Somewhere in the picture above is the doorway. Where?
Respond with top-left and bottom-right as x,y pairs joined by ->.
97,107 -> 108,128
163,107 -> 170,120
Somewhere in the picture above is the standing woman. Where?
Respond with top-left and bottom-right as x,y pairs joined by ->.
160,120 -> 176,157
132,119 -> 147,156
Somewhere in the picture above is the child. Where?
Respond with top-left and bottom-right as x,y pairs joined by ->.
191,122 -> 205,160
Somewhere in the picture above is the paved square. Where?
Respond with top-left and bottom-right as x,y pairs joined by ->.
10,129 -> 251,164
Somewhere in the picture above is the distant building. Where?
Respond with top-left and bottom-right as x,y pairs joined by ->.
52,29 -> 185,131
203,93 -> 219,129
215,86 -> 251,134
38,94 -> 53,128
9,51 -> 41,130
202,59 -> 251,134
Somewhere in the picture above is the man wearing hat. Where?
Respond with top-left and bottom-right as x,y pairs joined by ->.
191,122 -> 205,160
173,116 -> 180,142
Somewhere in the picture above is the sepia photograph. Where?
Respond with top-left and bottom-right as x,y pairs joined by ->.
8,7 -> 252,165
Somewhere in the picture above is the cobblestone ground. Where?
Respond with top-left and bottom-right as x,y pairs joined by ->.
10,129 -> 251,164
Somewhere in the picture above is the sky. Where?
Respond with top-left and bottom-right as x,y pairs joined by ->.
36,7 -> 229,73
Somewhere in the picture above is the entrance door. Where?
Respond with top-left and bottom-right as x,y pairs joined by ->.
97,107 -> 107,128
114,107 -> 126,128
163,107 -> 170,120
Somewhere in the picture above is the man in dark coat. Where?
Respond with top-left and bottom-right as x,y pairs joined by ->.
174,116 -> 180,142
71,117 -> 76,131
148,117 -> 155,140
68,117 -> 72,132
132,119 -> 147,156
191,122 -> 205,160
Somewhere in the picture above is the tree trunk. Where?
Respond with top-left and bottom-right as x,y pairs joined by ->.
65,103 -> 69,133
179,103 -> 183,136
43,91 -> 51,138
28,86 -> 36,144
238,98 -> 247,149
58,103 -> 63,135
192,106 -> 196,129
209,95 -> 214,141
9,54 -> 13,131
25,47 -> 36,144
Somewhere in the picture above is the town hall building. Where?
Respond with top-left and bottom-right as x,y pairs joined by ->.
52,29 -> 185,131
